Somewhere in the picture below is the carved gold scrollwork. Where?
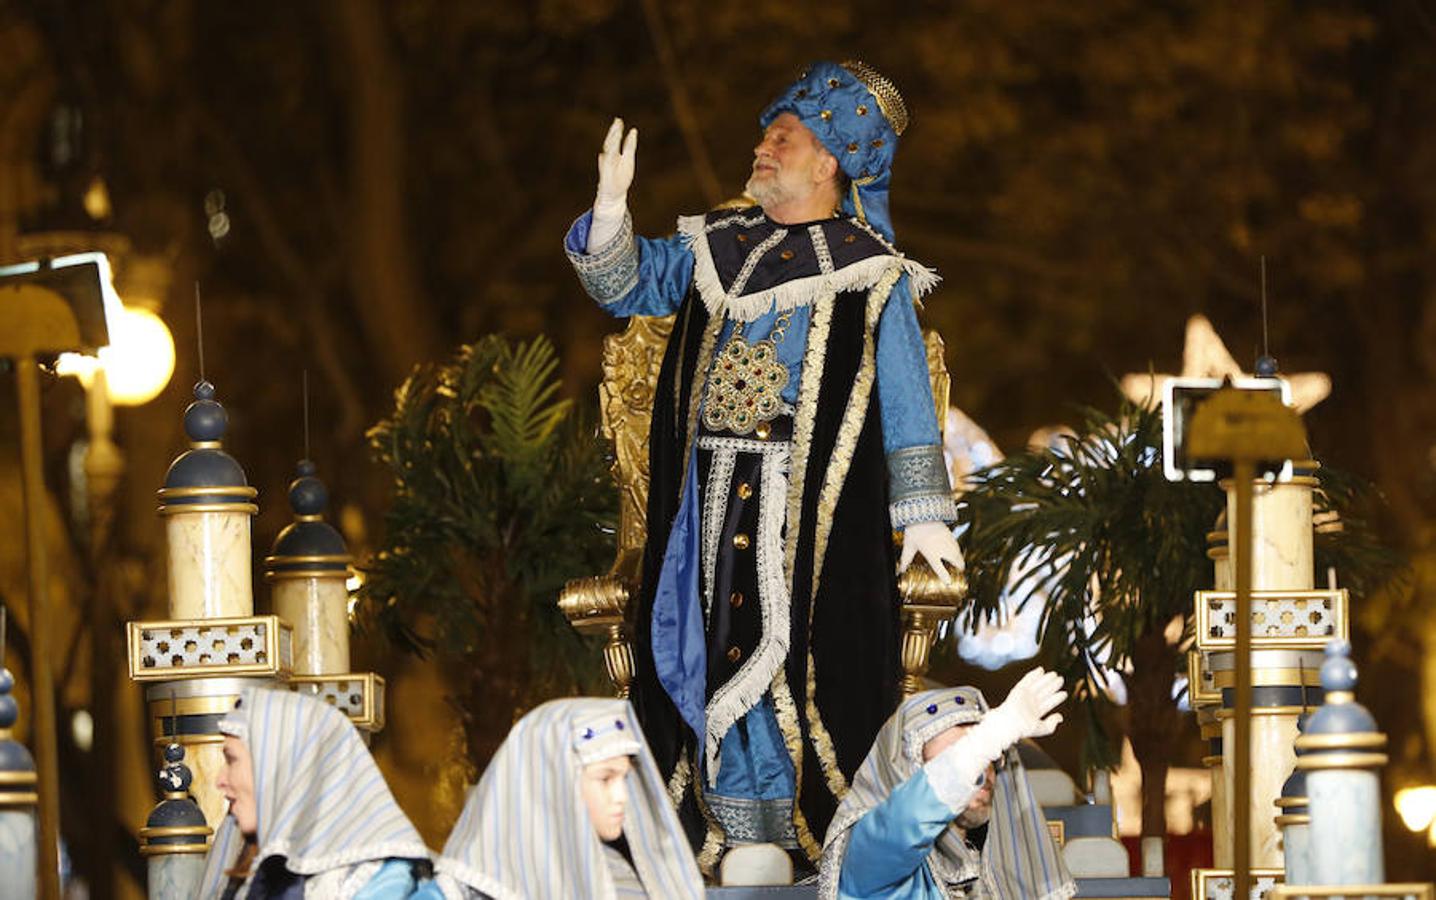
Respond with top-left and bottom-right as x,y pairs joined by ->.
897,564 -> 967,697
562,315 -> 675,696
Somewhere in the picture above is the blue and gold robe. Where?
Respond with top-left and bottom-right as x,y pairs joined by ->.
566,205 -> 956,865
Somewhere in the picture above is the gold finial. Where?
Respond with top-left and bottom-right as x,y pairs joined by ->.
839,60 -> 909,136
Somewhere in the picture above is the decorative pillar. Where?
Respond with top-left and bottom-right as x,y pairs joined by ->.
138,737 -> 210,898
1273,714 -> 1311,885
264,462 -> 351,675
0,666 -> 37,900
158,381 -> 257,619
1295,640 -> 1386,886
127,380 -> 292,827
1197,461 -> 1340,871
1197,519 -> 1230,866
264,459 -> 385,734
1190,646 -> 1229,867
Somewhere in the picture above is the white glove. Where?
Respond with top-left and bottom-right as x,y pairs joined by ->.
924,668 -> 1067,810
588,117 -> 638,253
898,521 -> 965,584
980,667 -> 1067,747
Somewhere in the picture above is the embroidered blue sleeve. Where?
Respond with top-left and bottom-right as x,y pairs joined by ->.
838,768 -> 955,898
876,276 -> 956,528
564,210 -> 695,317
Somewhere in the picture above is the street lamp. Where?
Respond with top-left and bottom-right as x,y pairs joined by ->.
0,252 -> 118,900
1395,785 -> 1436,847
56,303 -> 175,406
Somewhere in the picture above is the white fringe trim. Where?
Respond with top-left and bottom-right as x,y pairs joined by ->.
704,445 -> 792,786
701,447 -> 737,620
677,215 -> 939,324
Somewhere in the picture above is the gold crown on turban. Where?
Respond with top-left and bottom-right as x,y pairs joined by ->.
839,59 -> 909,136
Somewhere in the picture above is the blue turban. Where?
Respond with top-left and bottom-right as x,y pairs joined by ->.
759,60 -> 908,242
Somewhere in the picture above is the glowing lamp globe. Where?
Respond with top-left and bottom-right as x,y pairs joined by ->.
57,304 -> 175,405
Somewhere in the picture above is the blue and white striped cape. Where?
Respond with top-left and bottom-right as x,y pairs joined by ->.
819,686 -> 1076,900
196,686 -> 432,898
430,698 -> 703,900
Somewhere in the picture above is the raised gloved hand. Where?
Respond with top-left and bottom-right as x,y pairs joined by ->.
898,521 -> 965,584
923,668 -> 1067,812
980,667 -> 1067,748
588,117 -> 638,253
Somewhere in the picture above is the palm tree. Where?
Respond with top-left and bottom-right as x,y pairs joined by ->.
956,397 -> 1400,839
355,335 -> 618,771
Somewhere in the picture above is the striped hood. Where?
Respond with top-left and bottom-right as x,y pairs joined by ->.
819,686 -> 1075,900
196,686 -> 430,898
433,697 -> 703,900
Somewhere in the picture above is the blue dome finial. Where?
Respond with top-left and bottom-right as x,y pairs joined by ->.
1320,639 -> 1358,695
1300,639 -> 1379,740
160,379 -> 256,505
0,659 -> 36,793
156,741 -> 194,795
0,667 -> 16,731
288,462 -> 329,517
184,380 -> 228,444
265,458 -> 350,575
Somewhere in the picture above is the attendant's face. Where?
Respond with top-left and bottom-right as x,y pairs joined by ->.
581,755 -> 632,841
922,724 -> 996,829
217,735 -> 258,836
746,113 -> 838,211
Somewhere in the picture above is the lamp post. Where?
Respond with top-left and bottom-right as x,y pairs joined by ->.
0,268 -> 110,900
1186,385 -> 1308,899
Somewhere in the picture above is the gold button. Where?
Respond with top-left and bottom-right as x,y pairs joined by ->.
820,109 -> 832,121
780,249 -> 794,260
736,482 -> 753,500
844,234 -> 857,244
847,142 -> 859,153
827,77 -> 840,88
727,646 -> 743,663
737,233 -> 748,243
732,533 -> 750,550
856,104 -> 868,116
871,139 -> 885,148
730,591 -> 745,609
755,422 -> 771,440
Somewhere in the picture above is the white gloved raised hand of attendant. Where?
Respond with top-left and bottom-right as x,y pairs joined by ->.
588,117 -> 638,253
898,521 -> 965,584
924,667 -> 1067,809
979,667 -> 1067,748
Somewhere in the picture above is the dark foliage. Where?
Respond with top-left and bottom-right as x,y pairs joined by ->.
355,335 -> 618,768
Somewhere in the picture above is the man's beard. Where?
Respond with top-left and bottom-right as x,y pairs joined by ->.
956,804 -> 992,829
744,170 -> 793,209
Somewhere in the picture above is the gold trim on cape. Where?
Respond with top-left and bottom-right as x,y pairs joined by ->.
800,266 -> 900,796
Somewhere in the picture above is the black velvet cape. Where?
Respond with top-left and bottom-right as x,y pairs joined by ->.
629,274 -> 904,862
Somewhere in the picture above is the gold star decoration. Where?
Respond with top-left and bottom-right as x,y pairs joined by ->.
1120,315 -> 1331,413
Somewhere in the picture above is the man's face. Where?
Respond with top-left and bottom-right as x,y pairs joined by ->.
922,724 -> 996,829
746,112 -> 838,212
217,735 -> 258,836
581,754 -> 632,842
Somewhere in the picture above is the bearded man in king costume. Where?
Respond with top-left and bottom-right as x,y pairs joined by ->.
565,60 -> 962,869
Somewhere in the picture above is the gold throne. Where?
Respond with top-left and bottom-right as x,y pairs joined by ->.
558,316 -> 965,698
